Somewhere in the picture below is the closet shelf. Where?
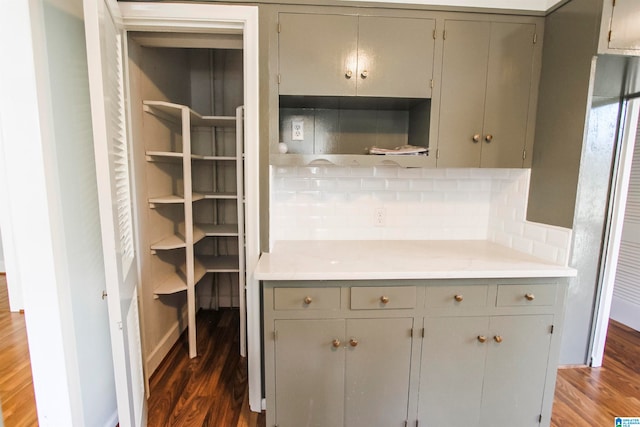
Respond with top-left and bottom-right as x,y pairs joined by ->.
202,192 -> 238,200
153,259 -> 207,296
193,155 -> 238,161
143,100 -> 236,128
196,223 -> 239,236
151,234 -> 187,251
198,255 -> 240,272
149,193 -> 206,205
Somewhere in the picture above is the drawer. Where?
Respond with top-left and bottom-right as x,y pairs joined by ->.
425,285 -> 488,308
350,286 -> 416,310
274,287 -> 341,310
496,284 -> 557,307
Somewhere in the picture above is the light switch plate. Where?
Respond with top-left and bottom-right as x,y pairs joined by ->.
292,120 -> 304,141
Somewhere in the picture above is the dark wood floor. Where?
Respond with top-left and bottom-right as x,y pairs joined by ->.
2,271 -> 639,427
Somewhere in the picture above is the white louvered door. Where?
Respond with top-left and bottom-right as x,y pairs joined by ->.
83,0 -> 146,426
613,106 -> 640,328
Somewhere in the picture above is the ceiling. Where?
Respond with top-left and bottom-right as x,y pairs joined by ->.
343,0 -> 564,12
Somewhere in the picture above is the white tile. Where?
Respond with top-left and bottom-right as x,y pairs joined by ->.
397,168 -> 423,178
512,235 -> 534,255
324,166 -> 350,177
546,228 -> 571,249
410,179 -> 435,191
524,222 -> 547,242
350,167 -> 375,177
532,241 -> 559,263
504,220 -> 524,236
397,191 -> 423,202
373,166 -> 399,178
445,168 -> 472,179
373,191 -> 398,202
421,168 -> 447,179
434,180 -> 459,192
311,178 -> 338,190
273,166 -> 297,176
386,179 -> 411,191
494,231 -> 513,247
362,178 -> 386,190
281,178 -> 311,190
297,166 -> 324,177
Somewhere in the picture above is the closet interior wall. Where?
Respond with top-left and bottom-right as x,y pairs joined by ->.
127,37 -> 244,377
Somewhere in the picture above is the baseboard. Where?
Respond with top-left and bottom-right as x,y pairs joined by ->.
610,295 -> 640,332
146,309 -> 189,376
104,409 -> 118,427
0,260 -> 5,273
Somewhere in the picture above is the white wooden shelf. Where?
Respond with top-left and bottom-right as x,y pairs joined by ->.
143,100 -> 236,128
194,155 -> 237,161
153,259 -> 207,296
151,234 -> 186,251
149,194 -> 185,204
202,192 -> 238,200
199,255 -> 240,272
196,223 -> 239,236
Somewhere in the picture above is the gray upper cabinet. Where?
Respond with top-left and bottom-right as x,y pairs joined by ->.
599,0 -> 640,54
278,13 -> 435,97
437,20 -> 538,168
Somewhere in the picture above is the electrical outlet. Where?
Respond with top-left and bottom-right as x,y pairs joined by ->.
292,120 -> 304,141
374,207 -> 386,227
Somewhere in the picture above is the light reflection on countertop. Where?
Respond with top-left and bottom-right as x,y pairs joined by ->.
253,240 -> 577,281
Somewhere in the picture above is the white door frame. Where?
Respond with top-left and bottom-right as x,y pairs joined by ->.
117,2 -> 262,411
590,98 -> 640,367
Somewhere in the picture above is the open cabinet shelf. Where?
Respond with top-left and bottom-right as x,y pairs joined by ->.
144,100 -> 246,358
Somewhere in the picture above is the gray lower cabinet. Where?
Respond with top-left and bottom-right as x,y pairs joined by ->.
278,12 -> 435,97
263,279 -> 566,427
437,20 -> 539,168
420,315 -> 554,427
271,316 -> 413,427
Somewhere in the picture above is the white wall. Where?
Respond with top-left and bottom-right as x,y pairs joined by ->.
271,166 -> 572,264
611,109 -> 640,332
0,0 -> 118,425
0,228 -> 4,273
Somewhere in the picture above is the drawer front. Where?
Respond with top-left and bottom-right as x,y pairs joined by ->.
274,287 -> 341,310
350,286 -> 416,310
425,285 -> 488,308
496,284 -> 557,307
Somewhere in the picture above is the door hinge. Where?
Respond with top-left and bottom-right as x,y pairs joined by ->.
117,321 -> 123,330
533,32 -> 537,44
273,330 -> 278,340
410,328 -> 413,337
539,414 -> 543,423
277,74 -> 281,84
432,29 -> 437,39
430,79 -> 434,89
277,23 -> 281,33
523,149 -> 527,160
550,325 -> 554,334
404,421 -> 408,427
612,0 -> 616,6
436,148 -> 440,159
443,29 -> 447,40
608,30 -> 612,42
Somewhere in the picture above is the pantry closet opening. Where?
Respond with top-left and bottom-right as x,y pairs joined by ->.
125,32 -> 247,387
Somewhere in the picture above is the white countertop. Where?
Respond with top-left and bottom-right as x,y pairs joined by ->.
254,240 -> 577,281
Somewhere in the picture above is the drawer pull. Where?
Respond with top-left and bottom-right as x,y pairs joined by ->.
472,134 -> 480,143
345,70 -> 353,79
477,335 -> 487,343
360,70 -> 369,79
454,294 -> 464,302
494,335 -> 503,344
525,293 -> 535,301
380,296 -> 390,304
349,338 -> 359,347
303,296 -> 313,305
332,339 -> 341,348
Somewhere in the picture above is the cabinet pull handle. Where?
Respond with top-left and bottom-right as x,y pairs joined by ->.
349,338 -> 359,347
345,70 -> 353,79
332,339 -> 341,348
472,134 -> 481,143
494,335 -> 503,343
485,134 -> 493,143
380,296 -> 390,304
454,294 -> 464,302
303,296 -> 312,305
525,293 -> 535,301
360,70 -> 369,79
477,335 -> 487,343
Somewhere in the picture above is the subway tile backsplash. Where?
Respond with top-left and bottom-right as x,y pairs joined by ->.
271,166 -> 572,265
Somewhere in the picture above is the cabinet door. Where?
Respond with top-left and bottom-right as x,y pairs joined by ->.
274,319 -> 346,427
345,318 -> 413,427
481,23 -> 536,168
278,13 -> 358,96
480,315 -> 554,427
608,0 -> 640,50
437,20 -> 490,167
357,16 -> 435,98
419,316 -> 489,426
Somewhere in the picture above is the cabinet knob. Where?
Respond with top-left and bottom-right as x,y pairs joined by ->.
454,294 -> 464,302
472,134 -> 481,143
332,339 -> 341,348
525,293 -> 535,301
380,295 -> 390,304
349,338 -> 359,347
477,335 -> 487,343
494,335 -> 503,343
360,70 -> 369,79
485,134 -> 493,143
345,70 -> 353,79
303,296 -> 313,305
